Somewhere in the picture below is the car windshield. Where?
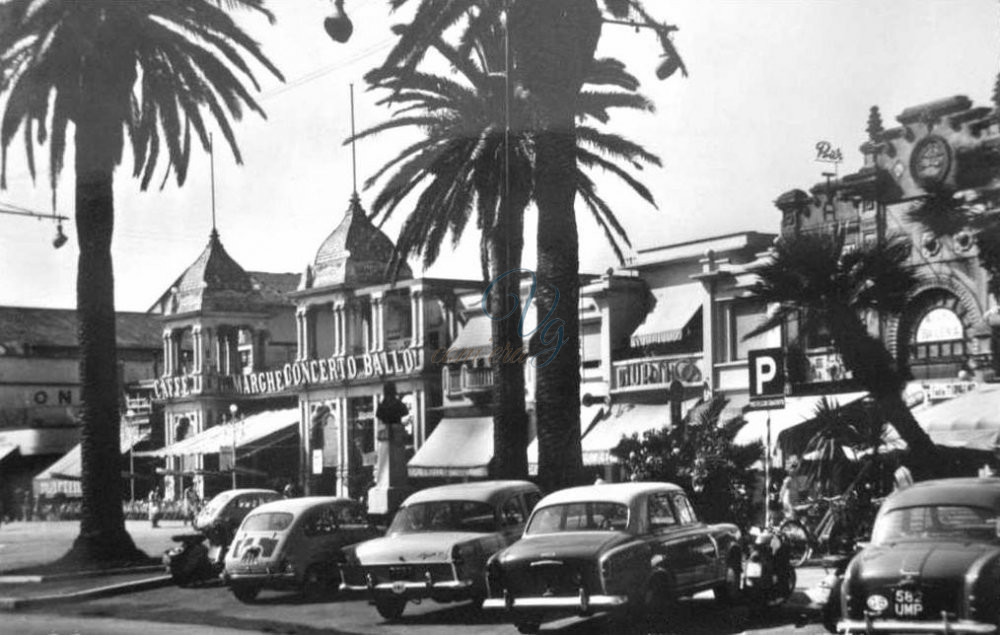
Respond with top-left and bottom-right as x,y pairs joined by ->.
388,501 -> 498,535
525,502 -> 629,535
872,505 -> 998,544
242,511 -> 294,532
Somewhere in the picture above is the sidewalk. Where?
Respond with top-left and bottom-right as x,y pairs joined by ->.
0,519 -> 190,610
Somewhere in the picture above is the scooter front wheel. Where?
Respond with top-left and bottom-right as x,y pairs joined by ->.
778,519 -> 812,566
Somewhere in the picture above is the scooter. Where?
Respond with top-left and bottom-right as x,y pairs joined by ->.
163,518 -> 237,587
742,527 -> 796,618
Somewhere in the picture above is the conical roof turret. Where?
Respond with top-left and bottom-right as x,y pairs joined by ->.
306,193 -> 411,289
169,229 -> 263,314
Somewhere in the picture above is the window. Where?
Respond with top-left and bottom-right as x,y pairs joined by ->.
648,493 -> 676,533
388,501 -> 498,535
243,512 -> 293,532
337,503 -> 368,526
525,502 -> 629,535
729,301 -> 774,361
304,506 -> 339,537
671,494 -> 696,524
501,497 -> 526,526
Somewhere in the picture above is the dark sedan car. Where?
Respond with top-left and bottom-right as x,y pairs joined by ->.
835,477 -> 1000,634
482,482 -> 742,634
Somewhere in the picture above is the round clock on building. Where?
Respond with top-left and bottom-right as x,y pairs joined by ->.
909,135 -> 951,188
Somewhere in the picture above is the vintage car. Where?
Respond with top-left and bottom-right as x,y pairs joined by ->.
339,480 -> 542,620
833,477 -> 1000,634
482,482 -> 742,634
191,488 -> 282,562
223,496 -> 380,602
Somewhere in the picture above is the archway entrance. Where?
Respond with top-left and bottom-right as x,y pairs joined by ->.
900,291 -> 969,380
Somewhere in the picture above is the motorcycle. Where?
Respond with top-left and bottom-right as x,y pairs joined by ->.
742,527 -> 796,618
163,532 -> 215,586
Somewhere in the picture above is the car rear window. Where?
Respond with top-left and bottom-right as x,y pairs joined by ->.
388,501 -> 498,535
242,512 -> 294,532
872,505 -> 996,544
525,502 -> 629,535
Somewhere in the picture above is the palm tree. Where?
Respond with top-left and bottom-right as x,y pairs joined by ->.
352,32 -> 659,482
371,0 -> 677,490
0,0 -> 282,565
746,230 -> 941,476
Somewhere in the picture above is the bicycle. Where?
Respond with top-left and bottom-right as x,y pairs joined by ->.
778,493 -> 877,566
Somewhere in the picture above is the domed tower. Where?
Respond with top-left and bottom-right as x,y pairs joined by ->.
301,193 -> 412,291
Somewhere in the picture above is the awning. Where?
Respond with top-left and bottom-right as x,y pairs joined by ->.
580,401 -> 697,466
733,392 -> 868,447
135,408 -> 298,459
884,384 -> 1000,451
0,427 -> 79,457
0,444 -> 18,463
528,403 -> 606,475
449,314 -> 493,358
408,417 -> 492,478
33,426 -> 149,497
630,283 -> 703,348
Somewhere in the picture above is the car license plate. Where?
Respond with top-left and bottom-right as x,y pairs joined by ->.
745,562 -> 762,578
893,588 -> 923,617
391,580 -> 407,595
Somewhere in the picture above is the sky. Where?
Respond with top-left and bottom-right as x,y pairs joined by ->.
1,0 -> 999,312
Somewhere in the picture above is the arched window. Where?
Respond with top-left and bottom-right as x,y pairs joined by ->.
909,306 -> 965,379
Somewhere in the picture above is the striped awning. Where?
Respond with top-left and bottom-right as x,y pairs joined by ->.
630,284 -> 703,347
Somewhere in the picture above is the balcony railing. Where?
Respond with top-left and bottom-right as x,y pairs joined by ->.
461,367 -> 493,393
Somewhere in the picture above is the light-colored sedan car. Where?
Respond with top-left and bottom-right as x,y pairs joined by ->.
339,480 -> 542,620
223,496 -> 380,602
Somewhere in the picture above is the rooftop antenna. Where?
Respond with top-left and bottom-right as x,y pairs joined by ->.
210,132 -> 218,236
350,83 -> 358,197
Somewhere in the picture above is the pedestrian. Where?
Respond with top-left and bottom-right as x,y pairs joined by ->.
182,483 -> 200,526
21,488 -> 33,522
147,487 -> 163,528
893,464 -> 914,492
779,474 -> 799,521
282,481 -> 301,499
33,493 -> 46,521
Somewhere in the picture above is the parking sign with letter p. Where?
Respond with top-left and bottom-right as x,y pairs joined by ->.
748,348 -> 785,400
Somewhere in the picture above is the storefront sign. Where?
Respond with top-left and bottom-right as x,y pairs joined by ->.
154,350 -> 424,400
815,140 -> 843,164
611,355 -> 703,393
233,350 -> 423,396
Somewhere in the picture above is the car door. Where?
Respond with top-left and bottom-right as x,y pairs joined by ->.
646,491 -> 698,589
299,504 -> 342,571
670,493 -> 720,587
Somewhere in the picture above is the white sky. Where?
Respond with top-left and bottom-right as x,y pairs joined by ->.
1,0 -> 998,311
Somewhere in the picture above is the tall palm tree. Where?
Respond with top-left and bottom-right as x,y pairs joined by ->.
352,31 -> 659,482
371,0 -> 677,490
746,230 -> 940,475
0,0 -> 282,565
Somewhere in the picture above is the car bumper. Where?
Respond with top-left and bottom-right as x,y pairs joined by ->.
341,578 -> 475,598
224,571 -> 299,588
483,591 -> 628,616
838,617 -> 997,634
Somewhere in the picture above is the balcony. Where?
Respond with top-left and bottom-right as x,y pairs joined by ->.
442,366 -> 494,399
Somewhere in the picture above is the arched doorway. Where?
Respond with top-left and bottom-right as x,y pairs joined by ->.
899,290 -> 970,380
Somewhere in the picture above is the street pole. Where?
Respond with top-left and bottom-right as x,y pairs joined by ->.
229,404 -> 239,489
764,409 -> 772,528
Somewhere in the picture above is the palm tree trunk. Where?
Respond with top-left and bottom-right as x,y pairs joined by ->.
61,112 -> 143,566
488,205 -> 529,479
509,0 -> 603,492
830,308 -> 940,478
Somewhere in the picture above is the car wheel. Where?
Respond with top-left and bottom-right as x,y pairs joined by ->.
302,565 -> 336,602
515,622 -> 540,635
713,556 -> 742,605
231,583 -> 261,603
374,596 -> 406,620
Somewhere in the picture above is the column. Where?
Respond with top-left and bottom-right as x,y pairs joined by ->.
201,326 -> 214,374
162,329 -> 173,377
370,294 -> 384,353
410,288 -> 425,348
215,328 -> 227,374
229,329 -> 241,374
192,325 -> 203,374
295,308 -> 305,361
413,389 -> 425,449
332,302 -> 343,356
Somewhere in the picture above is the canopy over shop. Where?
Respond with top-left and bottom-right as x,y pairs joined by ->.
135,408 -> 299,489
33,426 -> 149,497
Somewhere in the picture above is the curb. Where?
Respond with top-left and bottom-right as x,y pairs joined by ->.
0,574 -> 173,611
0,565 -> 163,584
